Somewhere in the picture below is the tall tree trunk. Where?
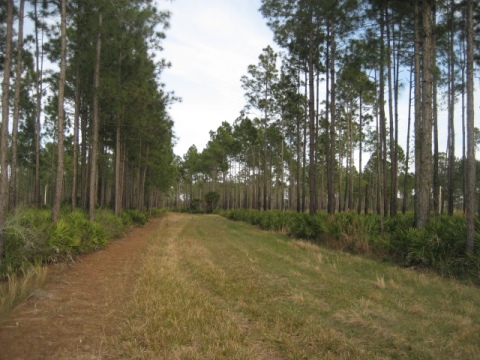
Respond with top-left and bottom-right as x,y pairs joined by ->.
34,1 -> 44,208
374,69 -> 381,215
386,5 -> 397,217
447,0 -> 455,215
89,13 -> 102,221
72,63 -> 81,211
348,111 -> 354,211
81,107 -> 88,210
52,0 -> 67,223
414,0 -> 422,225
462,44 -> 466,213
0,0 -> 14,264
115,126 -> 122,215
403,61 -> 414,214
325,27 -> 331,213
379,7 -> 387,220
281,110 -> 285,211
432,2 -> 439,215
302,94 -> 307,213
357,92 -> 363,214
327,21 -> 337,214
296,99 -> 302,212
308,26 -> 317,214
416,0 -> 434,229
465,0 -> 475,252
394,20 -> 402,215
9,0 -> 25,210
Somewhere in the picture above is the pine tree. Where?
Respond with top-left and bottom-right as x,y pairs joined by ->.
0,0 -> 14,264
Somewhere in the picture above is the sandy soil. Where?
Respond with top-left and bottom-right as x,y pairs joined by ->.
0,216 -> 168,360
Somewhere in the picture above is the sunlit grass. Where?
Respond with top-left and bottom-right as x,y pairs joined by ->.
114,213 -> 480,359
0,265 -> 48,321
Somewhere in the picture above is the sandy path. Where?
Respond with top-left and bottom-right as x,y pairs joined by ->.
0,215 -> 173,360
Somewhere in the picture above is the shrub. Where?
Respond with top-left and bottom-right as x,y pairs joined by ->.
1,209 -> 48,271
122,209 -> 149,226
0,207 -> 151,277
94,209 -> 125,240
48,218 -> 81,260
204,192 -> 220,213
148,208 -> 167,217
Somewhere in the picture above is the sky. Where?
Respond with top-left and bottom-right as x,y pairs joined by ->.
157,0 -> 277,157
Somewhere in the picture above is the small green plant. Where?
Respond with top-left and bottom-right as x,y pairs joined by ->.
204,192 -> 220,213
122,209 -> 149,226
48,218 -> 81,259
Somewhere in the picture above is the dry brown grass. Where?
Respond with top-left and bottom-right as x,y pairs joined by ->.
0,265 -> 48,322
111,214 -> 480,359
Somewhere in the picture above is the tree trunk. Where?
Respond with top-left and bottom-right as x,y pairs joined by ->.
379,7 -> 387,219
115,126 -> 123,215
348,110 -> 354,211
432,2 -> 439,215
386,5 -> 397,217
302,95 -> 307,212
52,0 -> 67,223
72,63 -> 81,211
327,21 -> 337,214
0,0 -> 14,263
465,0 -> 475,252
357,92 -> 364,214
34,1 -> 44,208
447,0 -> 455,215
308,26 -> 317,214
394,18 -> 402,216
296,98 -> 302,212
89,13 -> 102,221
403,61 -> 413,214
81,107 -> 88,210
416,0 -> 433,229
281,110 -> 285,211
9,0 -> 25,210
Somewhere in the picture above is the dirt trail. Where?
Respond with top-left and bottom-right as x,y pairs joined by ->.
0,215 -> 176,360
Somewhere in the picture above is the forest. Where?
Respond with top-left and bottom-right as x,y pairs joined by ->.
0,0 -> 479,274
176,0 -> 480,255
0,0 -> 177,268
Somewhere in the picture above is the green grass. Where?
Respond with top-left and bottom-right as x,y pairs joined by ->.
115,213 -> 480,359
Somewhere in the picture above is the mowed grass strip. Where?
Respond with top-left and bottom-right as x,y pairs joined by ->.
115,213 -> 480,359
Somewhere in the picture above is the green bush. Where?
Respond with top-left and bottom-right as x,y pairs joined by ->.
48,218 -> 81,257
148,208 -> 167,217
1,207 -> 157,277
1,208 -> 52,272
121,209 -> 149,226
94,209 -> 125,240
204,192 -> 220,213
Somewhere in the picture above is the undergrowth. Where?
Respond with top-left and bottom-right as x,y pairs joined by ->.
0,207 -> 166,276
217,209 -> 480,282
0,264 -> 48,322
0,206 -> 166,323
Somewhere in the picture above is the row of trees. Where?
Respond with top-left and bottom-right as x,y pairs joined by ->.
176,0 -> 479,250
0,0 -> 177,263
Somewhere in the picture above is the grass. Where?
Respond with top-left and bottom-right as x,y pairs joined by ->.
0,264 -> 48,322
114,213 -> 480,359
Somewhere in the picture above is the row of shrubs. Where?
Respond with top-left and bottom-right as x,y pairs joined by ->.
1,207 -> 166,277
216,209 -> 480,282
